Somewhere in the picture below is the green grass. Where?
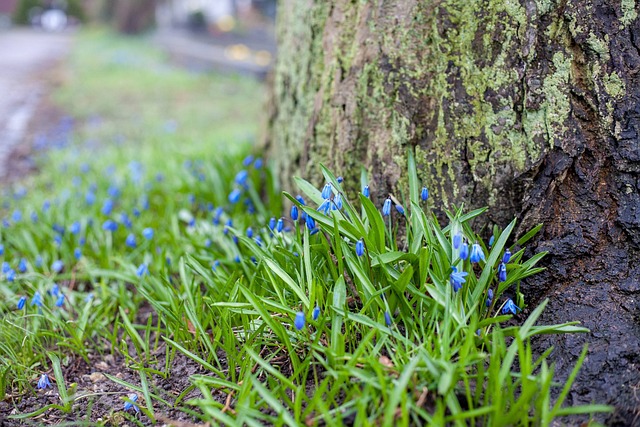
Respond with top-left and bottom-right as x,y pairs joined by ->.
0,29 -> 611,426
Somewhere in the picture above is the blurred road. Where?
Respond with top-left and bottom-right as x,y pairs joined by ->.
0,28 -> 72,179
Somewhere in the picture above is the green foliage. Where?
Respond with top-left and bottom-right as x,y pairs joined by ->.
0,30 -> 611,426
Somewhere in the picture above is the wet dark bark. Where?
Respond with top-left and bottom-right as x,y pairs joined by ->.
265,0 -> 640,423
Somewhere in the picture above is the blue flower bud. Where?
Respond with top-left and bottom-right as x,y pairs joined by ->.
18,258 -> 27,273
235,170 -> 249,186
489,235 -> 495,247
295,195 -> 306,206
246,227 -> 254,238
382,198 -> 391,216
395,204 -> 405,215
102,219 -> 118,232
69,221 -> 81,234
337,176 -> 343,183
486,289 -> 494,307
31,291 -> 42,307
85,191 -> 96,205
334,194 -> 343,210
125,234 -> 137,248
362,185 -> 370,198
74,248 -> 82,259
255,236 -> 263,247
469,243 -> 486,263
6,268 -> 15,282
51,260 -> 64,273
276,218 -> 284,232
0,244 -> 4,255
17,296 -> 26,310
55,294 -> 65,307
101,198 -> 113,216
12,210 -> 21,222
290,205 -> 299,221
384,311 -> 392,326
136,264 -> 148,277
294,311 -> 306,330
321,183 -> 332,199
502,249 -> 511,264
312,305 -> 320,321
212,260 -> 220,271
356,239 -> 365,257
318,199 -> 331,214
50,284 -> 60,297
269,217 -> 276,230
142,228 -> 154,240
31,212 -> 38,223
305,214 -> 316,231
228,189 -> 241,204
453,233 -> 462,249
254,158 -> 263,169
498,262 -> 507,282
421,186 -> 429,201
459,243 -> 469,260
2,262 -> 10,273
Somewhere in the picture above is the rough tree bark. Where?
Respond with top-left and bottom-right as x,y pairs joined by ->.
265,0 -> 640,423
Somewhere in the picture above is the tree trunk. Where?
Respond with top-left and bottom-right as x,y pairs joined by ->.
265,0 -> 640,423
112,0 -> 156,34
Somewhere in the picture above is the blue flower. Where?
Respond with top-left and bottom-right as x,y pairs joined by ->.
52,224 -> 65,235
269,217 -> 276,230
101,198 -> 114,216
459,243 -> 469,260
37,373 -> 52,389
12,210 -> 22,222
108,185 -> 121,199
235,170 -> 249,186
30,212 -> 38,223
142,228 -> 154,240
243,155 -> 254,167
124,393 -> 139,412
102,219 -> 118,232
224,219 -> 232,235
69,222 -> 81,234
421,186 -> 429,201
204,239 -> 211,248
312,305 -> 320,321
6,268 -> 15,282
290,205 -> 299,221
276,218 -> 284,232
502,249 -> 511,264
489,235 -> 495,247
294,311 -> 306,330
84,293 -> 94,302
334,194 -> 343,210
136,264 -> 148,277
469,243 -> 486,263
255,236 -> 263,247
51,260 -> 64,273
0,244 -> 4,255
395,204 -> 405,215
337,176 -> 343,183
2,262 -> 10,273
140,194 -> 149,210
295,195 -> 306,206
85,191 -> 96,206
498,262 -> 507,282
246,227 -> 254,238
486,289 -> 494,307
362,185 -> 370,198
382,198 -> 392,216
321,183 -> 332,199
356,239 -> 365,257
384,311 -> 392,326
43,200 -> 51,212
55,294 -> 65,307
228,189 -> 241,204
211,260 -> 220,271
54,235 -> 62,247
120,213 -> 132,229
31,291 -> 43,307
318,199 -> 331,214
125,234 -> 137,248
35,256 -> 42,267
18,258 -> 27,273
449,267 -> 468,293
50,284 -> 60,297
254,158 -> 263,169
17,296 -> 26,310
502,299 -> 520,315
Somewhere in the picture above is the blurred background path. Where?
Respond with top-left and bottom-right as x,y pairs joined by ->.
0,28 -> 72,179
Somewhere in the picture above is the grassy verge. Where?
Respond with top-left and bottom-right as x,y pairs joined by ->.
0,29 -> 610,426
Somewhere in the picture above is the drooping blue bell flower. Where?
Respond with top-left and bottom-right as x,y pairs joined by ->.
421,186 -> 429,201
356,239 -> 365,257
294,311 -> 306,330
502,299 -> 520,315
449,266 -> 468,293
382,198 -> 392,216
469,243 -> 486,263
